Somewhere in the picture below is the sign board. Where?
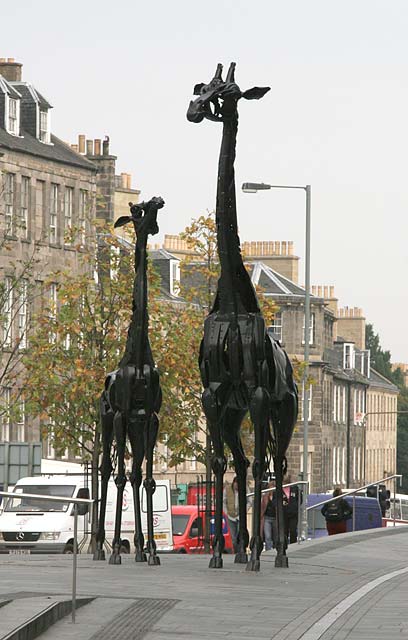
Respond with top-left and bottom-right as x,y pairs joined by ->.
0,443 -> 42,490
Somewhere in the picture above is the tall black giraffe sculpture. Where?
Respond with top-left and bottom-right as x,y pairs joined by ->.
93,196 -> 164,566
187,63 -> 298,571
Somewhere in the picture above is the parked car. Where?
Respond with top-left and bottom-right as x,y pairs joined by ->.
171,505 -> 233,554
307,493 -> 383,538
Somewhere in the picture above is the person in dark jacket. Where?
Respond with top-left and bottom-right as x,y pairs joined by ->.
284,474 -> 302,544
321,488 -> 353,535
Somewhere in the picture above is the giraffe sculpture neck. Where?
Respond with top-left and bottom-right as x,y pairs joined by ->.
119,234 -> 150,373
215,114 -> 260,318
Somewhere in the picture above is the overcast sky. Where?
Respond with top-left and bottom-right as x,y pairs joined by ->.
2,0 -> 408,361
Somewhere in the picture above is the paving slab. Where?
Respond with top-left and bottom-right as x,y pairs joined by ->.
0,526 -> 407,639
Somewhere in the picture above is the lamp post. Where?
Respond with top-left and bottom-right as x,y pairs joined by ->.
242,182 -> 311,539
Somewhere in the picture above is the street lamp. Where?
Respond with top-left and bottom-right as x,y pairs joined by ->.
242,181 -> 312,539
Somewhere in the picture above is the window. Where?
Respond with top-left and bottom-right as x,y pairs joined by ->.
300,383 -> 312,421
343,343 -> 355,369
333,385 -> 337,422
16,399 -> 25,442
79,190 -> 87,245
47,419 -> 55,459
36,180 -> 46,238
342,447 -> 346,484
353,447 -> 356,481
333,447 -> 337,484
1,388 -> 11,441
3,276 -> 13,347
18,280 -> 28,350
269,312 -> 282,342
20,176 -> 30,238
64,187 -> 73,241
169,259 -> 180,296
302,312 -> 315,345
50,184 -> 58,243
7,97 -> 19,135
4,172 -> 14,235
39,110 -> 49,143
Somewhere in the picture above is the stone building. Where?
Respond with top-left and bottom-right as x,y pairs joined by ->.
0,59 -> 140,463
337,309 -> 399,486
0,58 -> 97,446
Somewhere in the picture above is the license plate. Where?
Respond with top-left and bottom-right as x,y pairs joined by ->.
154,532 -> 167,540
9,549 -> 31,555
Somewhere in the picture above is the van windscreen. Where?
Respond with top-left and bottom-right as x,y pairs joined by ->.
5,485 -> 76,512
172,514 -> 190,536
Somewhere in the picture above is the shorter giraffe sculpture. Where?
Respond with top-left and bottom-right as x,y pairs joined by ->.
93,196 -> 164,566
187,63 -> 298,571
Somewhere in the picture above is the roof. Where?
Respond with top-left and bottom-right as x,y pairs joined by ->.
0,129 -> 96,171
368,368 -> 399,393
249,262 -> 321,299
0,76 -> 21,99
11,82 -> 52,109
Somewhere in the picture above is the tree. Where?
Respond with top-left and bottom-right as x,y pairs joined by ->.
365,323 -> 394,382
23,224 -> 134,548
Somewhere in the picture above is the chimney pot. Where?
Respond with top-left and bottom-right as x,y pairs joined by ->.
78,135 -> 85,154
94,139 -> 101,155
329,286 -> 334,298
86,139 -> 94,156
103,136 -> 110,155
121,173 -> 127,189
71,144 -> 79,152
126,173 -> 131,189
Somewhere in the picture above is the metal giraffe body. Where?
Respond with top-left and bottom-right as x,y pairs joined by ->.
93,196 -> 164,567
187,63 -> 298,571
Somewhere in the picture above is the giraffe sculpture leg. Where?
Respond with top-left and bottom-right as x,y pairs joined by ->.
128,423 -> 146,562
144,412 -> 160,566
93,393 -> 114,561
274,457 -> 289,568
109,411 -> 127,565
202,386 -> 229,569
223,409 -> 250,564
247,386 -> 270,572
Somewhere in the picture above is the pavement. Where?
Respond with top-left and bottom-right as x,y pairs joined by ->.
1,526 -> 408,639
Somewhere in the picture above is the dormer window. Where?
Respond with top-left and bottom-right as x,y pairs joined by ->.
343,343 -> 355,369
39,109 -> 50,143
7,97 -> 19,135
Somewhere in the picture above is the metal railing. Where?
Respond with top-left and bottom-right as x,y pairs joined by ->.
0,490 -> 94,623
247,480 -> 309,544
306,474 -> 402,538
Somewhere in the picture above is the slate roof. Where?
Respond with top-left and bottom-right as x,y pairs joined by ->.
0,128 -> 96,171
0,76 -> 21,99
249,262 -> 320,299
11,82 -> 52,109
368,368 -> 399,393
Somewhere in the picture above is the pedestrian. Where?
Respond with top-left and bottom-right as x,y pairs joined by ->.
321,488 -> 353,535
284,474 -> 301,544
261,481 -> 275,550
223,477 -> 239,552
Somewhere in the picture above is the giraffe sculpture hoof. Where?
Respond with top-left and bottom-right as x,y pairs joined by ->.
275,555 -> 289,568
135,550 -> 147,562
209,556 -> 223,569
148,555 -> 161,566
246,558 -> 260,572
109,553 -> 122,565
234,551 -> 248,564
93,549 -> 106,561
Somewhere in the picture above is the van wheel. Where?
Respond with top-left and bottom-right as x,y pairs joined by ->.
178,548 -> 187,554
120,541 -> 130,554
63,543 -> 74,554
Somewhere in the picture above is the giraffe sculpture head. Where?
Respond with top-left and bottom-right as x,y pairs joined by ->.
187,62 -> 270,124
114,196 -> 164,238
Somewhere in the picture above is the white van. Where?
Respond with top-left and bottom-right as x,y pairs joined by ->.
0,474 -> 173,554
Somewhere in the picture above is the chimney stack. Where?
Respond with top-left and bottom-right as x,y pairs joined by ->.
0,58 -> 22,82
